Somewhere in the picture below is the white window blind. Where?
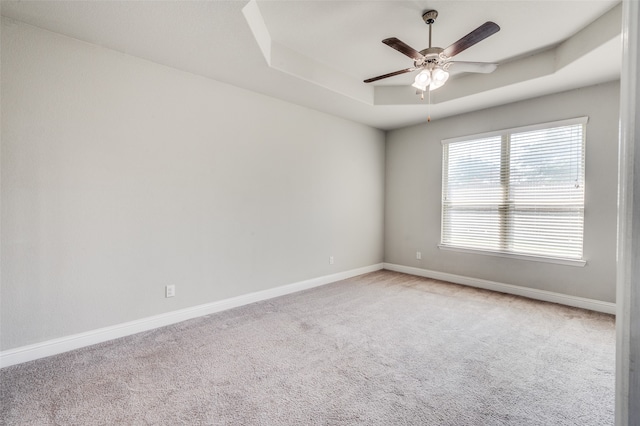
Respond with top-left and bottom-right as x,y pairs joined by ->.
441,117 -> 587,262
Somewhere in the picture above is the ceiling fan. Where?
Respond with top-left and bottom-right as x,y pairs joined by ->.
364,10 -> 500,93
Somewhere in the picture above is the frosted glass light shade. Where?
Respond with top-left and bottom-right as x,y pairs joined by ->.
429,67 -> 449,91
412,70 -> 431,91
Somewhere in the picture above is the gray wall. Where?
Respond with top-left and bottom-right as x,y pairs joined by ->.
384,81 -> 620,303
1,20 -> 385,351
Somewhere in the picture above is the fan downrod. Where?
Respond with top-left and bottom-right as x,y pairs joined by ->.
422,10 -> 438,25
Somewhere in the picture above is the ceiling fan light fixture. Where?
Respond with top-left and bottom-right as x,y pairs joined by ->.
415,70 -> 431,84
412,70 -> 431,91
429,67 -> 449,91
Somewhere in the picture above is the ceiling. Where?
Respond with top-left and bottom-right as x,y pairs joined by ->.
0,0 -> 622,130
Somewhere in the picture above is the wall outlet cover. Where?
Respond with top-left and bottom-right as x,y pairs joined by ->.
165,285 -> 176,298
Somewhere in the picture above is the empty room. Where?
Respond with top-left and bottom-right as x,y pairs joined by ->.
1,0 -> 639,424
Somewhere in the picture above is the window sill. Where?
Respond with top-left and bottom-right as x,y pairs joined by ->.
437,245 -> 586,267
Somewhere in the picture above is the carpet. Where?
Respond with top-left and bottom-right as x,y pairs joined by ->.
0,270 -> 615,425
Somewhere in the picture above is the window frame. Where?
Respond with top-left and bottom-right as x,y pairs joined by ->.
439,116 -> 588,267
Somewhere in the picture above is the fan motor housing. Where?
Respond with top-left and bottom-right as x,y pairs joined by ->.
415,47 -> 445,67
419,47 -> 444,58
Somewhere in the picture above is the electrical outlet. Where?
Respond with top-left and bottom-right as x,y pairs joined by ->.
329,256 -> 334,265
165,285 -> 175,298
416,251 -> 422,260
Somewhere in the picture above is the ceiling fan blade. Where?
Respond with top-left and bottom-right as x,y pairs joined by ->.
364,67 -> 417,83
382,38 -> 424,61
442,22 -> 500,58
449,61 -> 498,74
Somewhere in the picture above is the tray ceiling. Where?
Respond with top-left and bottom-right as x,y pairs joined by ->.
1,0 -> 622,130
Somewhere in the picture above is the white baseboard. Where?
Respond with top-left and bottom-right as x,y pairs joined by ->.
0,263 -> 384,369
383,263 -> 616,315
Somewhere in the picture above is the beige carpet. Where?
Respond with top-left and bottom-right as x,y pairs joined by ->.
0,270 -> 615,425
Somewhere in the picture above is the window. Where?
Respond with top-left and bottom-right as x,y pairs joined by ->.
440,117 -> 587,265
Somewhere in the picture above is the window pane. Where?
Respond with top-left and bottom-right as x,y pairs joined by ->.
510,208 -> 584,258
510,125 -> 584,203
442,206 -> 501,251
444,136 -> 503,204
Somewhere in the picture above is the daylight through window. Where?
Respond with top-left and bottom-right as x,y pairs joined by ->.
440,117 -> 587,263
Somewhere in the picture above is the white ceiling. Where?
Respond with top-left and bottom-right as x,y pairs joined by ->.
0,0 -> 622,130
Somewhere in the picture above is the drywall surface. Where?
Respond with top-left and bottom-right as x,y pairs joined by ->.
0,19 -> 385,350
385,81 -> 619,303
